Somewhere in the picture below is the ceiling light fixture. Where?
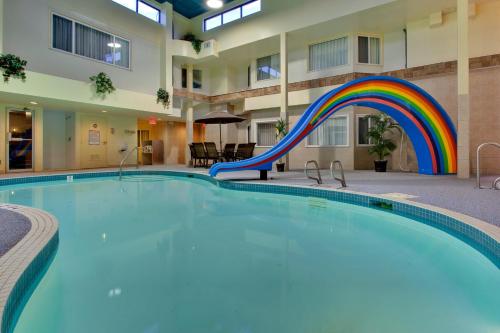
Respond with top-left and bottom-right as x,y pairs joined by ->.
29,101 -> 38,105
206,0 -> 223,9
107,42 -> 121,48
101,110 -> 108,113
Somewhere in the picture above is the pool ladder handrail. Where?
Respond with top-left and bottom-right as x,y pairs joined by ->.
330,160 -> 347,188
476,142 -> 500,190
305,160 -> 322,184
119,146 -> 139,181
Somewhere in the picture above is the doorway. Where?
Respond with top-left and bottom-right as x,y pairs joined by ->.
7,110 -> 33,172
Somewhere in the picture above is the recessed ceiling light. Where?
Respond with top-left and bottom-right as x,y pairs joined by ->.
206,0 -> 223,9
29,101 -> 38,105
101,110 -> 108,113
107,42 -> 121,48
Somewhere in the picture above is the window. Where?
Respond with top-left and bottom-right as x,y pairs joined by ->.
204,0 -> 261,31
242,0 -> 261,17
205,15 -> 222,31
307,117 -> 348,147
52,14 -> 130,69
223,8 -> 241,24
256,122 -> 277,147
52,15 -> 72,53
113,0 -> 136,11
358,36 -> 381,64
112,0 -> 160,23
138,1 -> 160,22
309,37 -> 348,71
181,68 -> 202,89
257,54 -> 280,81
357,115 -> 374,145
193,69 -> 202,89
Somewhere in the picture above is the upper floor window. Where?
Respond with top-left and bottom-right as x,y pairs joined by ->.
257,54 -> 280,81
52,14 -> 130,69
204,0 -> 261,31
307,117 -> 348,147
112,0 -> 160,23
309,37 -> 348,71
358,36 -> 381,65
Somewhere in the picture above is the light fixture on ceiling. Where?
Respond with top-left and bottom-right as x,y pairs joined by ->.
206,0 -> 223,9
107,42 -> 121,48
29,101 -> 38,105
101,110 -> 108,113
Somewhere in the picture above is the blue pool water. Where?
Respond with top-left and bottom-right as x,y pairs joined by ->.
1,175 -> 499,333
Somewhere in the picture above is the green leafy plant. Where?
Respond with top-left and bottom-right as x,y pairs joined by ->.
365,114 -> 401,160
90,72 -> 115,96
183,33 -> 203,54
275,118 -> 288,165
156,88 -> 170,109
0,54 -> 27,82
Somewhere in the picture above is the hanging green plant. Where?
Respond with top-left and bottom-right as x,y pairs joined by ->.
89,72 -> 115,96
0,54 -> 28,82
156,88 -> 170,109
183,33 -> 203,54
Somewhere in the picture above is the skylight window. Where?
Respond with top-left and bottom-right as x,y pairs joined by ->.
223,8 -> 241,24
204,0 -> 261,31
242,0 -> 261,17
112,0 -> 161,23
138,1 -> 160,22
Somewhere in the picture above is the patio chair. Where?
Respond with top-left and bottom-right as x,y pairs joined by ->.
192,142 -> 207,168
235,143 -> 256,161
204,142 -> 221,166
222,143 -> 236,161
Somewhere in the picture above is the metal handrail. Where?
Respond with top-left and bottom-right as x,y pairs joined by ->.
330,160 -> 347,188
305,160 -> 322,184
119,146 -> 139,181
476,142 -> 500,189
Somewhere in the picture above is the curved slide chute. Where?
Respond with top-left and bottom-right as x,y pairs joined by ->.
210,76 -> 457,177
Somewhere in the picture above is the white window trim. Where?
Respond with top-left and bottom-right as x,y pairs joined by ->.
356,114 -> 375,147
307,34 -> 350,73
203,0 -> 262,32
305,115 -> 350,148
355,34 -> 383,66
50,12 -> 132,71
252,117 -> 279,148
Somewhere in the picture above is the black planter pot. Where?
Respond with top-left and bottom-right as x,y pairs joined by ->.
276,163 -> 285,172
374,160 -> 388,172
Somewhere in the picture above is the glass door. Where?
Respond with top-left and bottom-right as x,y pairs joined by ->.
8,110 -> 33,171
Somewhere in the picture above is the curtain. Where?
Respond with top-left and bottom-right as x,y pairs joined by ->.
370,37 -> 381,64
114,37 -> 130,68
257,123 -> 277,146
193,69 -> 202,89
53,15 -> 73,52
358,117 -> 370,145
309,37 -> 348,71
358,36 -> 369,63
75,23 -> 113,64
307,117 -> 347,146
257,54 -> 280,81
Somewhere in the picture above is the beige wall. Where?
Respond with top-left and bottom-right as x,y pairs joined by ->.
4,0 -> 163,94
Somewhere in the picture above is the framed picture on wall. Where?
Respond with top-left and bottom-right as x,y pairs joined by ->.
88,130 -> 100,145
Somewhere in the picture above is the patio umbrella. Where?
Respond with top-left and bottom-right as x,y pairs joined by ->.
195,111 -> 246,151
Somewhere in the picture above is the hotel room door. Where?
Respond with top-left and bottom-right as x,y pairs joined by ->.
7,110 -> 33,172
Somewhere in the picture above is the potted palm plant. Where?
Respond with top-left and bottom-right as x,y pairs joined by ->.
365,114 -> 401,172
275,118 -> 288,172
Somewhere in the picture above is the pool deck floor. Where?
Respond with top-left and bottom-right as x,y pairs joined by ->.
0,166 -> 499,228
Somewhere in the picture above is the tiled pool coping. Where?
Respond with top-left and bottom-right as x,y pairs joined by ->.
0,205 -> 58,333
0,169 -> 498,333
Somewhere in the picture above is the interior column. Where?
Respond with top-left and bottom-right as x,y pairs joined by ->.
185,64 -> 194,166
280,32 -> 289,171
160,2 -> 174,113
457,0 -> 470,178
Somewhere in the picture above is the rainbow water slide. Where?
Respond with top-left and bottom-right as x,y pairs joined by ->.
209,76 -> 457,177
